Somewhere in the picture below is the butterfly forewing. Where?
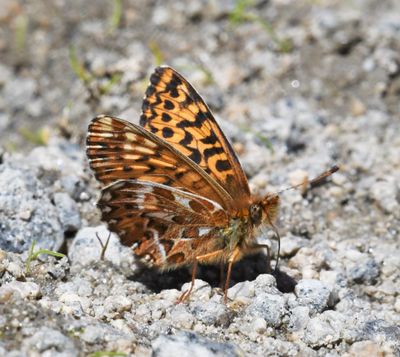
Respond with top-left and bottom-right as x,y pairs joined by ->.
86,115 -> 235,210
99,179 -> 228,268
140,66 -> 251,210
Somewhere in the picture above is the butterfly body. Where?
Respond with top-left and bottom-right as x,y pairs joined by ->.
87,66 -> 280,301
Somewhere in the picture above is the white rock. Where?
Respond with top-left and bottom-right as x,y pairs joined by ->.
1,281 -> 40,299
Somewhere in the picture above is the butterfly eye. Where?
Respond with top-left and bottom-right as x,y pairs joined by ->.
250,204 -> 262,226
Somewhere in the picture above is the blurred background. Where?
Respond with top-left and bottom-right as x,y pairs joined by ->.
1,0 -> 399,154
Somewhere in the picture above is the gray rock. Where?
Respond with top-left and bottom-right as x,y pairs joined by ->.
0,166 -> 63,253
344,250 -> 380,284
3,77 -> 37,110
54,192 -> 81,232
246,293 -> 286,327
21,327 -> 77,356
151,331 -> 244,357
168,304 -> 195,329
287,306 -> 310,333
303,311 -> 346,347
180,279 -> 212,301
190,300 -> 230,326
68,226 -> 136,267
227,280 -> 255,302
294,279 -> 335,314
347,258 -> 380,285
370,178 -> 399,214
280,235 -> 308,257
0,281 -> 40,299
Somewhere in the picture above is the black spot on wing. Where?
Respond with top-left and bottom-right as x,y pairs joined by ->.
162,127 -> 174,138
188,148 -> 201,164
164,100 -> 174,110
216,159 -> 231,172
200,131 -> 218,145
204,147 -> 225,160
161,113 -> 172,122
179,131 -> 193,146
140,114 -> 147,126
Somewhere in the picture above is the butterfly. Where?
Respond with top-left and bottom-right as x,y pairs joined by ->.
86,66 -> 338,303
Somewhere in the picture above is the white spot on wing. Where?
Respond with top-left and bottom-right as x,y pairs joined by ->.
199,227 -> 212,236
174,195 -> 191,209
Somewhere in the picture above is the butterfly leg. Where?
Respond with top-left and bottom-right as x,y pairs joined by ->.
219,261 -> 226,289
224,248 -> 241,304
178,249 -> 225,303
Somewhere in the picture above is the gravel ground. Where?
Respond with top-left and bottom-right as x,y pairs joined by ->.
1,0 -> 399,356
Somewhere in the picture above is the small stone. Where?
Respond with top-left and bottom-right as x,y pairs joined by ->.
6,261 -> 25,279
246,293 -> 286,327
181,279 -> 212,301
251,317 -> 267,334
151,331 -> 244,357
59,293 -> 91,312
370,179 -> 399,214
1,281 -> 40,299
190,300 -> 230,326
53,192 -> 81,232
168,305 -> 195,330
103,295 -> 132,315
81,324 -> 106,344
280,235 -> 308,257
289,169 -> 308,188
288,306 -> 310,333
253,274 -> 278,294
227,280 -> 255,302
347,340 -> 385,357
69,226 -> 136,267
395,297 -> 400,313
22,327 -> 77,355
350,97 -> 366,117
303,310 -> 346,347
295,279 -> 334,314
345,252 -> 380,285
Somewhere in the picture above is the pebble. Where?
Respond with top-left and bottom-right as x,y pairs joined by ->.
279,235 -> 308,257
53,192 -> 82,232
180,279 -> 212,301
346,340 -> 386,357
168,305 -> 195,329
369,179 -> 399,214
246,293 -> 286,327
288,306 -> 310,334
0,281 -> 40,299
294,279 -> 335,314
151,331 -> 244,357
227,280 -> 255,302
22,327 -> 77,355
190,300 -> 230,327
68,226 -> 136,267
304,310 -> 346,347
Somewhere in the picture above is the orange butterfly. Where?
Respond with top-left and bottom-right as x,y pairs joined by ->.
86,66 -> 337,302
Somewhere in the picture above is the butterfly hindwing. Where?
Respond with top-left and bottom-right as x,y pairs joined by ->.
140,66 -> 251,210
98,179 -> 228,268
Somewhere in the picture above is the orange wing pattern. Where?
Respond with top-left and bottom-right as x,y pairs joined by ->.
86,115 -> 234,210
140,66 -> 251,210
98,180 -> 228,268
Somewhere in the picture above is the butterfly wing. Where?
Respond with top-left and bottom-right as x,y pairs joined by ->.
87,115 -> 235,210
140,66 -> 251,210
98,179 -> 228,268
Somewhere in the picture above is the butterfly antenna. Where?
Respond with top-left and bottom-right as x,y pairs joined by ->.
275,165 -> 339,195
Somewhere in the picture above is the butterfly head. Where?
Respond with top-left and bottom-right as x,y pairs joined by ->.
250,194 -> 280,227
